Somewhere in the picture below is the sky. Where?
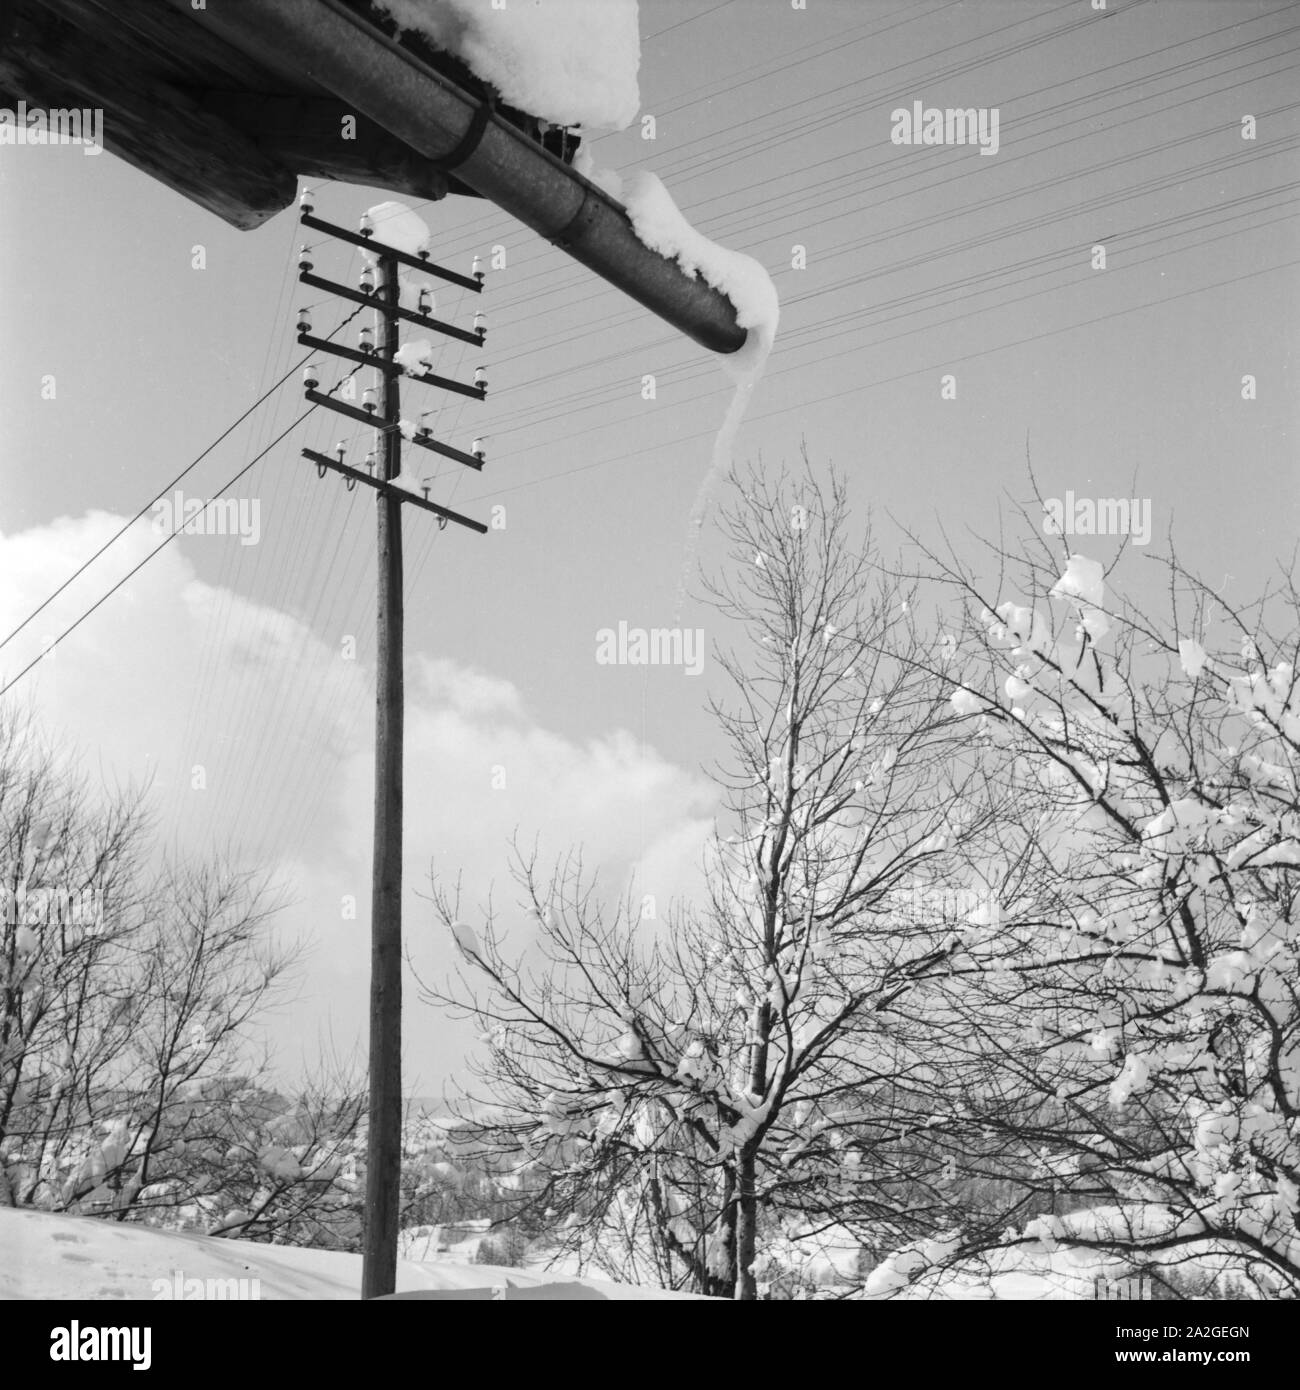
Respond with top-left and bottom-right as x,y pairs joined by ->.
1,0 -> 1297,1092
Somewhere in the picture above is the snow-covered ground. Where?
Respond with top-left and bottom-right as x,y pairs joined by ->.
0,1207 -> 704,1300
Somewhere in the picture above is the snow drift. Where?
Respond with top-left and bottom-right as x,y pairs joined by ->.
0,1205 -> 704,1300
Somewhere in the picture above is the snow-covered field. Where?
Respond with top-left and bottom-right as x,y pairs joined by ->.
0,1207 -> 704,1300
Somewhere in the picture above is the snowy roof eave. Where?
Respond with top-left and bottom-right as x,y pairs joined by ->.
0,0 -> 746,355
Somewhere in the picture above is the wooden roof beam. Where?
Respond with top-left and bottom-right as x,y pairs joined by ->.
201,94 -> 453,208
0,0 -> 295,228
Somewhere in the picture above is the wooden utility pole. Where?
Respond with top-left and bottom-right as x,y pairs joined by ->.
363,251 -> 404,1300
293,196 -> 487,1298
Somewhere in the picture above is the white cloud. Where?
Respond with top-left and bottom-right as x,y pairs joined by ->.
0,512 -> 715,1083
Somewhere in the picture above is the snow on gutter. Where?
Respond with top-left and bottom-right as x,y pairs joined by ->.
351,1 -> 779,574
177,0 -> 747,356
372,0 -> 643,132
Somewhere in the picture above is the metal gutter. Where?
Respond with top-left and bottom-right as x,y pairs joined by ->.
171,0 -> 747,355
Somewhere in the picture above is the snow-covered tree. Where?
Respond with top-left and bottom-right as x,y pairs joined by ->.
882,515 -> 1300,1298
0,707 -> 364,1243
420,465 -> 1022,1298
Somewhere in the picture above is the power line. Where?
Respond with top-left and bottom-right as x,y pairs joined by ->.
389,0 -> 1096,275
0,302 -> 367,660
487,0 -> 1298,312
476,250 -> 1300,502
417,0 -> 1296,370
642,0 -> 737,44
352,4 -> 1300,499
171,206 -> 313,791
440,123 -> 1300,442
396,0 -> 968,244
0,362 -> 295,655
0,408 -> 320,701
